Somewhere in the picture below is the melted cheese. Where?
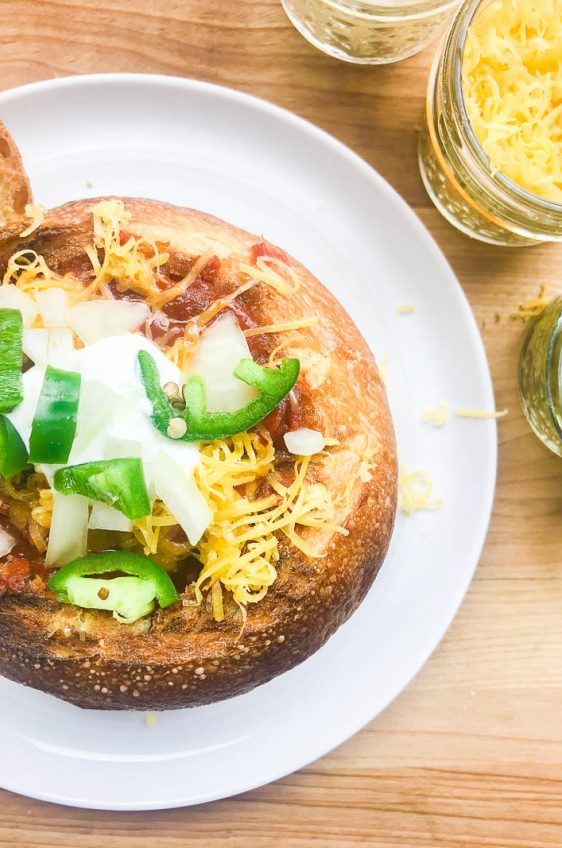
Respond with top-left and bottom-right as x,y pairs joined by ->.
462,0 -> 562,201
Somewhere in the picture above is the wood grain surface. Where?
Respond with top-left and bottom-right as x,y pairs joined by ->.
1,2 -> 562,846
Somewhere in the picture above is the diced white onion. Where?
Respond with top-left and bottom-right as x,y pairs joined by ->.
151,450 -> 212,545
46,328 -> 75,369
67,299 -> 151,345
46,493 -> 89,566
88,501 -> 132,533
23,328 -> 49,365
103,434 -> 143,460
185,311 -> 258,412
23,328 -> 75,368
0,527 -> 16,558
68,380 -> 123,463
0,286 -> 39,327
36,288 -> 69,328
284,428 -> 325,456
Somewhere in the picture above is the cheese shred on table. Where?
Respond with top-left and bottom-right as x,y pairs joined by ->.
462,0 -> 562,201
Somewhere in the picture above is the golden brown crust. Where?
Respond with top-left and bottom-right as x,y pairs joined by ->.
0,122 -> 32,225
0,197 -> 397,710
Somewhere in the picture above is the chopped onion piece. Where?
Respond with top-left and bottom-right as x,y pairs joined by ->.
0,527 -> 16,558
23,328 -> 49,365
151,450 -> 212,545
0,286 -> 38,327
46,492 -> 89,566
104,434 -> 143,460
284,428 -> 325,456
47,328 -> 75,369
89,501 -> 133,533
36,288 -> 69,328
185,311 -> 258,412
67,299 -> 151,345
69,380 -> 123,462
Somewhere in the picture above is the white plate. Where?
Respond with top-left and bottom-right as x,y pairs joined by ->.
0,74 -> 496,810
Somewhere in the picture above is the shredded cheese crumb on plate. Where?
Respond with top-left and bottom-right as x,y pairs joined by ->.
421,402 -> 449,427
144,712 -> 158,729
398,466 -> 443,516
396,303 -> 414,314
455,408 -> 508,419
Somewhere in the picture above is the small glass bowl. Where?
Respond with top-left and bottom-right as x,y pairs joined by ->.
519,298 -> 562,457
419,0 -> 562,246
281,0 -> 460,65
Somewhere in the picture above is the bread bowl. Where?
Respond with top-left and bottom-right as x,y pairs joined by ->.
0,122 -> 397,710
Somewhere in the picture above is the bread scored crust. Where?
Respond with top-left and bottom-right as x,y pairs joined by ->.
0,121 -> 32,225
0,198 -> 397,710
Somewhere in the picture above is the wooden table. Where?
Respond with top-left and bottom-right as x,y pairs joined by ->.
1,2 -> 562,846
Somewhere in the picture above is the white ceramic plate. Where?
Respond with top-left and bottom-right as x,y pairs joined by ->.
0,74 -> 496,810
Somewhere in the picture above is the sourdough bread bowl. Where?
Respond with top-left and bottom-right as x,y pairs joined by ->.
0,124 -> 397,710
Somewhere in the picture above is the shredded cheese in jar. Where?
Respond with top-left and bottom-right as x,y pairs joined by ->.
462,0 -> 562,201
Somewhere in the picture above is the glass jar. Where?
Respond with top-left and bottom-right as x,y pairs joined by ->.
418,0 -> 562,246
281,0 -> 460,64
519,299 -> 562,457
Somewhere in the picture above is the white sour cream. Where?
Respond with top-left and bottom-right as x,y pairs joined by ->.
8,334 -> 200,488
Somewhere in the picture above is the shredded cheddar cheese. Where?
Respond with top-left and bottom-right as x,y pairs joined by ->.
152,250 -> 214,309
80,199 -> 169,303
455,407 -> 508,419
462,0 -> 562,201
31,488 -> 54,529
129,431 -> 345,621
421,402 -> 449,427
144,711 -> 158,728
396,303 -> 415,314
19,203 -> 45,238
398,466 -> 443,516
243,316 -> 319,338
0,201 -> 348,623
239,256 -> 300,296
510,283 -> 550,321
194,432 -> 346,614
3,249 -> 83,299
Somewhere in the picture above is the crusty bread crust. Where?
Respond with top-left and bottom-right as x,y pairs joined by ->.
0,122 -> 32,225
0,197 -> 397,710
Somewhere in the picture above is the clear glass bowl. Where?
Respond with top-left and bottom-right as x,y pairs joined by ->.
418,0 -> 562,246
281,0 -> 460,64
519,298 -> 562,457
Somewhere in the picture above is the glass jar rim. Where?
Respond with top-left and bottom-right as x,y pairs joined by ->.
545,299 -> 562,442
446,0 -> 562,215
319,0 -> 459,18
